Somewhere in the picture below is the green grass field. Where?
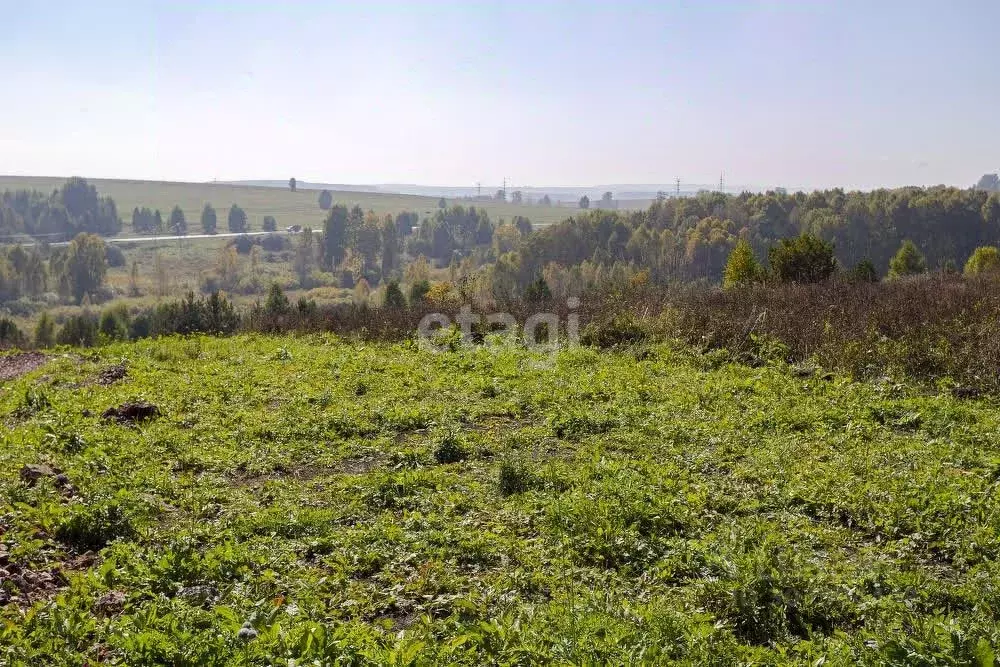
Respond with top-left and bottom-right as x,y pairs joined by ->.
2,335 -> 999,664
0,176 -> 583,234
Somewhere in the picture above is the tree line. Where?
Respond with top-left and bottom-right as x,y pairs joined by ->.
489,186 -> 1000,297
132,203 -> 268,235
312,203 -> 527,288
0,233 -> 109,304
0,177 -> 121,240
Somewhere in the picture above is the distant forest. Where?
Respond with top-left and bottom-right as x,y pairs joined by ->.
492,186 -> 1000,293
0,177 -> 121,240
3,177 -> 1000,309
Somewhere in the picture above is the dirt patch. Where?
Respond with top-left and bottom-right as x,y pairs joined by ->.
20,463 -> 76,497
96,363 -> 128,386
0,546 -> 97,608
335,457 -> 381,475
0,353 -> 48,382
102,401 -> 161,425
94,589 -> 127,617
230,463 -> 344,489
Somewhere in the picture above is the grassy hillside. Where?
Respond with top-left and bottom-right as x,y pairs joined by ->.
0,176 -> 581,233
2,335 -> 999,664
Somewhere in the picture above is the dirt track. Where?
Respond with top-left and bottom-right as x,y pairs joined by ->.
0,352 -> 49,381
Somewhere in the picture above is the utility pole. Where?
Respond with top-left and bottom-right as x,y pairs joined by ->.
719,171 -> 725,194
503,177 -> 507,200
476,182 -> 481,198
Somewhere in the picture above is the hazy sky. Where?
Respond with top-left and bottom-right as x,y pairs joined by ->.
1,1 -> 998,190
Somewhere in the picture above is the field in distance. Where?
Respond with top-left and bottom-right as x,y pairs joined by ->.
0,176 -> 593,234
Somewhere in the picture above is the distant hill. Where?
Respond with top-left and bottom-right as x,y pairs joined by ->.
221,180 -> 383,193
225,180 -> 751,202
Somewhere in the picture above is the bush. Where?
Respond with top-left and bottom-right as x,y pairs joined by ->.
262,215 -> 277,232
34,313 -> 56,348
105,244 -> 127,268
848,259 -> 879,283
768,235 -> 837,283
261,234 -> 287,252
56,497 -> 136,551
524,277 -> 552,302
129,312 -> 152,340
888,240 -> 926,278
964,246 -> 1000,277
498,457 -> 536,496
0,317 -> 26,347
57,313 -> 100,347
99,304 -> 131,341
147,292 -> 240,337
581,313 -> 649,349
233,234 -> 254,255
297,297 -> 317,316
433,431 -> 469,464
408,280 -> 431,304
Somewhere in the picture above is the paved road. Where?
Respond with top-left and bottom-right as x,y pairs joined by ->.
14,230 -> 297,247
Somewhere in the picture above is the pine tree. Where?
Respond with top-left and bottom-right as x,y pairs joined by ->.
888,240 -> 927,278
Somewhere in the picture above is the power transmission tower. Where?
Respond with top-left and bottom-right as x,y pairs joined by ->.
476,182 -> 481,198
675,177 -> 681,198
719,172 -> 725,193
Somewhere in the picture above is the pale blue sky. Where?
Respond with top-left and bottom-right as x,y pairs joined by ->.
1,1 -> 997,190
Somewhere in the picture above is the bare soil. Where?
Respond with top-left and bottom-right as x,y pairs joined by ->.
0,353 -> 48,382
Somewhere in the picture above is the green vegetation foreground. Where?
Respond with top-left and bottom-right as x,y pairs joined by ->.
2,335 -> 999,664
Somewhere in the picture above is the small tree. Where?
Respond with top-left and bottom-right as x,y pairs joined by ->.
384,280 -> 406,309
169,205 -> 187,235
99,304 -> 130,341
201,204 -> 217,234
964,246 -> 1000,276
318,190 -> 333,211
511,191 -> 523,205
0,318 -> 25,347
293,228 -> 315,288
64,233 -> 108,303
34,312 -> 55,348
540,195 -> 552,207
262,215 -> 277,232
437,197 -> 447,209
289,177 -> 297,192
265,283 -> 289,316
579,195 -> 590,210
323,205 -> 349,268
768,234 -> 837,283
409,279 -> 431,304
848,259 -> 879,283
227,204 -> 248,233
887,240 -> 927,279
524,277 -> 552,302
353,278 -> 371,305
154,252 -> 170,297
723,239 -> 763,288
128,260 -> 141,296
